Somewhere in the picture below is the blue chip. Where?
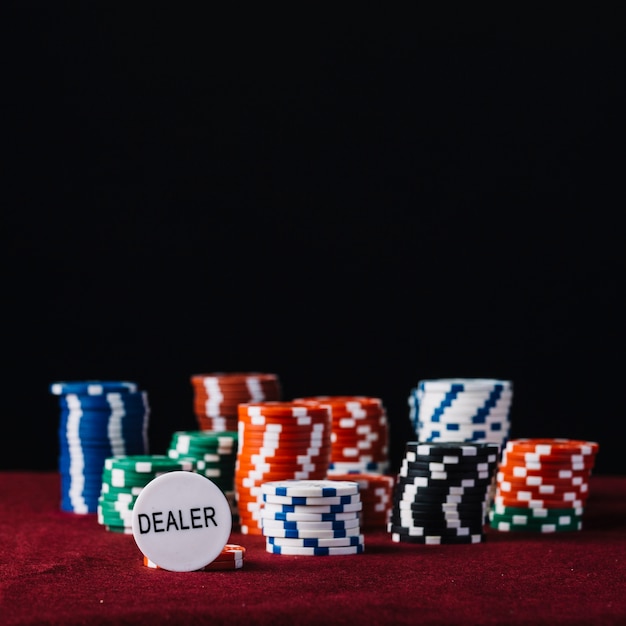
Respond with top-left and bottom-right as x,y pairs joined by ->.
50,381 -> 139,396
58,391 -> 148,410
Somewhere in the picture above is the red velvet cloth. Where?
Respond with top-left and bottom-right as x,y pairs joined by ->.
1,472 -> 625,626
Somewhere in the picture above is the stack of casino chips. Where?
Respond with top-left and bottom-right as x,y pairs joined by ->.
490,438 -> 599,533
261,480 -> 364,555
50,380 -> 150,514
235,401 -> 332,535
295,396 -> 390,475
326,473 -> 395,531
143,544 -> 247,571
97,455 -> 194,533
389,442 -> 499,544
167,430 -> 239,520
410,378 -> 513,445
191,372 -> 282,432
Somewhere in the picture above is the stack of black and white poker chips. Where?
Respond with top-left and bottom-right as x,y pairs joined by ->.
389,442 -> 500,544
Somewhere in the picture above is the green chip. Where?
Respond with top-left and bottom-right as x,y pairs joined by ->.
490,519 -> 582,532
168,431 -> 238,454
489,511 -> 582,526
105,454 -> 193,473
491,504 -> 584,518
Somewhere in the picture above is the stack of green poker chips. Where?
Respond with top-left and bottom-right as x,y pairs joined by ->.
167,431 -> 238,521
97,455 -> 194,533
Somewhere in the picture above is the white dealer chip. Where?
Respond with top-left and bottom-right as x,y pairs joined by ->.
131,471 -> 232,572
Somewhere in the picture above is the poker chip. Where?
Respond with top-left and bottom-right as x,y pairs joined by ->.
501,451 -> 595,470
490,437 -> 599,533
262,510 -> 360,522
261,479 -> 359,498
417,379 -> 513,393
51,379 -> 150,514
488,510 -> 582,527
267,535 -> 364,548
406,442 -> 501,456
235,403 -> 332,534
262,501 -> 363,514
495,471 -> 588,487
388,521 -> 485,536
263,493 -> 361,506
266,544 -> 364,556
142,544 -> 246,571
261,517 -> 361,531
505,439 -> 599,457
50,381 -> 139,396
59,391 -> 149,410
261,479 -> 364,555
489,518 -> 583,533
491,503 -> 584,518
389,442 -> 495,544
98,455 -> 194,533
390,532 -> 485,545
191,372 -> 282,433
294,396 -> 390,475
260,527 -> 356,539
496,479 -> 589,498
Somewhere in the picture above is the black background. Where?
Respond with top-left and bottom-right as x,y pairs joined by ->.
4,9 -> 625,474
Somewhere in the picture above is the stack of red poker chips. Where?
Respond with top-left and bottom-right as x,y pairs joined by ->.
490,438 -> 599,533
235,401 -> 332,535
190,372 -> 282,432
326,472 -> 395,530
295,396 -> 390,475
142,543 -> 247,571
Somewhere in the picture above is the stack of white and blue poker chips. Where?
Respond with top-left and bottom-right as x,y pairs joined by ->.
389,442 -> 500,544
167,430 -> 239,522
261,480 -> 365,556
97,455 -> 194,533
50,380 -> 150,514
409,378 -> 513,445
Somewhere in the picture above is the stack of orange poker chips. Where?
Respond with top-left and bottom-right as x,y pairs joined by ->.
235,401 -> 332,535
326,472 -> 395,530
190,373 -> 281,432
142,543 -> 247,571
295,396 -> 390,475
490,438 -> 599,532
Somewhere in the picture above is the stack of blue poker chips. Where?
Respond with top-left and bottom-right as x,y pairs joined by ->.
50,380 -> 150,514
409,378 -> 513,447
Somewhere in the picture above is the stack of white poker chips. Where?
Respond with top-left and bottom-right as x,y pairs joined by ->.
410,378 -> 513,445
261,480 -> 364,555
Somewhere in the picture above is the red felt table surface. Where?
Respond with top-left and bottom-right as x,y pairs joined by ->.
1,472 -> 626,626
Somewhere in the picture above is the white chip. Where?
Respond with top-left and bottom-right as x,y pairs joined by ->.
260,479 -> 360,498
